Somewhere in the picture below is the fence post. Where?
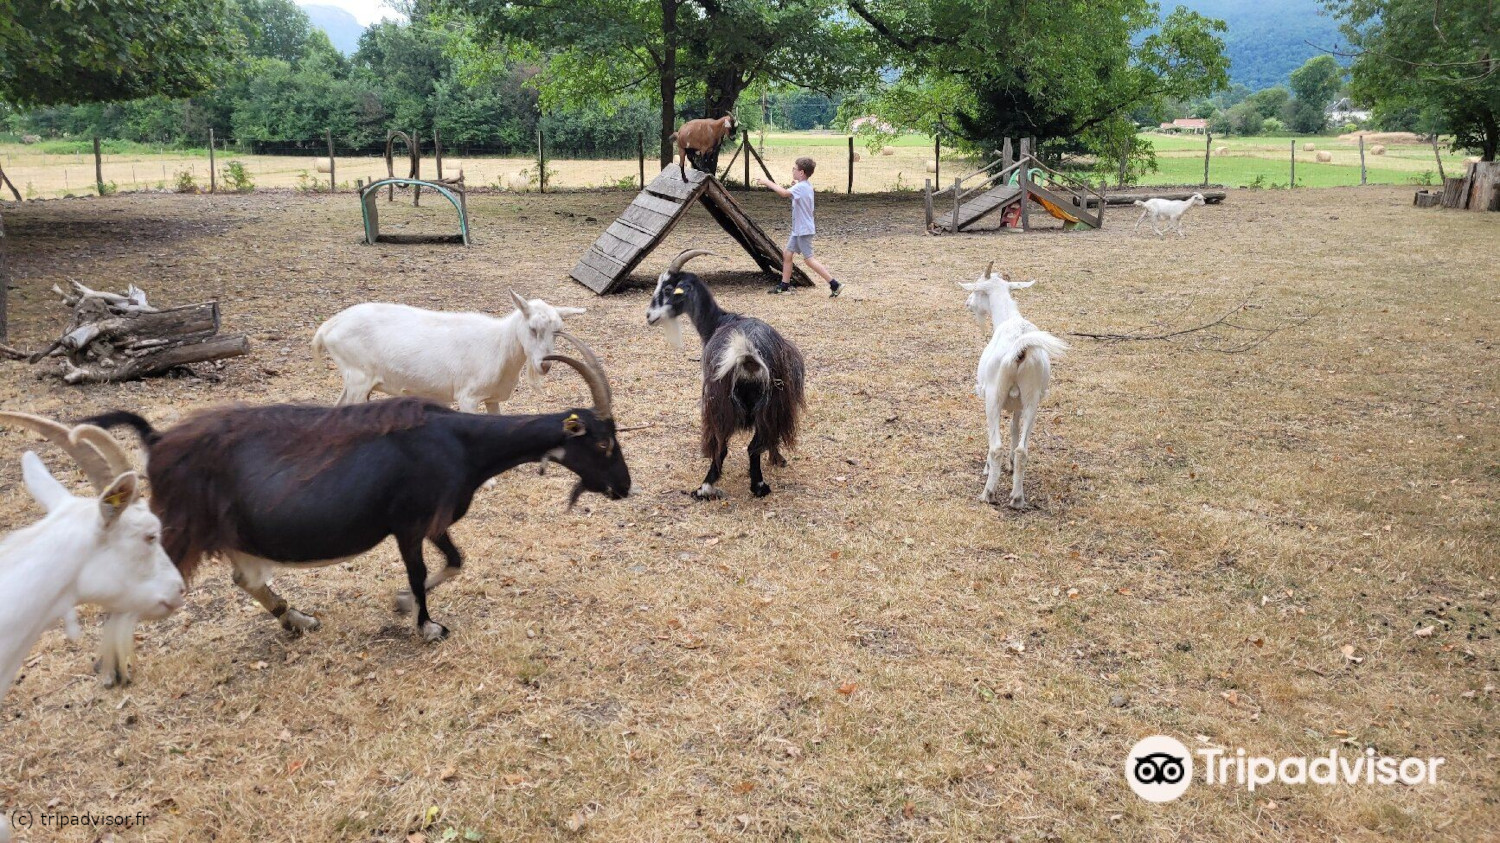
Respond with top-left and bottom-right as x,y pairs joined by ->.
0,213 -> 7,342
1019,137 -> 1031,231
412,129 -> 421,206
1359,135 -> 1366,185
744,130 -> 750,188
1430,135 -> 1446,181
848,136 -> 854,194
638,133 -> 645,188
1203,131 -> 1211,187
1290,138 -> 1296,188
952,177 -> 961,233
327,128 -> 336,192
537,127 -> 545,194
208,129 -> 215,194
934,133 -> 940,187
93,136 -> 104,196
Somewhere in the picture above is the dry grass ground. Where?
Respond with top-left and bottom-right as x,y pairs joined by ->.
0,185 -> 1495,842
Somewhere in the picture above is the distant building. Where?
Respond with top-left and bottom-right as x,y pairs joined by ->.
1159,118 -> 1209,134
1327,98 -> 1372,124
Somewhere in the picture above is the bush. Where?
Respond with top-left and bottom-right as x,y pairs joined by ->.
1261,117 -> 1286,134
174,169 -> 198,193
221,160 -> 254,192
97,181 -> 118,196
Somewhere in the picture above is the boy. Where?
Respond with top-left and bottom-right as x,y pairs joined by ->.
758,157 -> 842,297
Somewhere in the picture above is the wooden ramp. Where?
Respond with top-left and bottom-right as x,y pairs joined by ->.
932,184 -> 1021,232
571,165 -> 811,294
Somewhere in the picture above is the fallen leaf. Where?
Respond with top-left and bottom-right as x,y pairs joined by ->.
503,773 -> 527,786
1117,587 -> 1133,596
1066,588 -> 1079,599
837,682 -> 858,696
1247,637 -> 1265,648
1222,690 -> 1240,707
1414,625 -> 1436,638
286,759 -> 305,775
440,764 -> 459,782
1332,729 -> 1350,737
407,834 -> 428,843
249,661 -> 268,671
902,802 -> 915,819
1340,644 -> 1364,664
666,617 -> 683,630
733,780 -> 756,795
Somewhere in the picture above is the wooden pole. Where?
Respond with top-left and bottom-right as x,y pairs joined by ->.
434,126 -> 443,182
1203,131 -> 1211,187
924,178 -> 934,232
207,129 -> 215,194
0,212 -> 7,342
1002,138 -> 1013,173
848,136 -> 854,194
638,133 -> 645,188
1431,135 -> 1446,181
93,136 -> 104,196
412,129 -> 421,206
744,130 -> 751,188
1290,139 -> 1296,188
1019,138 -> 1031,231
537,127 -> 545,194
952,177 -> 961,233
934,133 -> 941,187
1359,135 -> 1366,185
327,128 -> 336,192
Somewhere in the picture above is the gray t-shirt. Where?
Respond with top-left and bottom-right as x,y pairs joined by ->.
790,180 -> 815,236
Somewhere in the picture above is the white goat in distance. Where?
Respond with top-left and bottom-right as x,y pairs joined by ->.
1132,193 -> 1206,237
0,412 -> 185,696
960,263 -> 1068,509
313,292 -> 586,412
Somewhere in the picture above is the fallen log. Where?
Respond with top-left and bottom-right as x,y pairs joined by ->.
1082,190 -> 1227,208
60,334 -> 250,384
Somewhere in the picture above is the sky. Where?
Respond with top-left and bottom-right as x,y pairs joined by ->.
296,0 -> 405,27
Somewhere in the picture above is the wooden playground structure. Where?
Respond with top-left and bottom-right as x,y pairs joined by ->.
925,138 -> 1107,234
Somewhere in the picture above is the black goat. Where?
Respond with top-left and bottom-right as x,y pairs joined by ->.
83,335 -> 629,642
645,249 -> 805,499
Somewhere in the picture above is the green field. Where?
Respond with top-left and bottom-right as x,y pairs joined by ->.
1140,132 -> 1467,188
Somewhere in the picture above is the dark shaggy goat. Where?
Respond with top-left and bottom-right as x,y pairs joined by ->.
645,249 -> 805,499
83,336 -> 629,642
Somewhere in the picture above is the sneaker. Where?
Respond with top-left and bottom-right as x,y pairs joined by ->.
768,283 -> 792,295
829,279 -> 842,298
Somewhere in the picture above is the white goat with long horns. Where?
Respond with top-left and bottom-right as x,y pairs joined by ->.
960,263 -> 1067,509
0,412 -> 185,694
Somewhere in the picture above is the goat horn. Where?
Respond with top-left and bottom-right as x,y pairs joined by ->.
70,425 -> 135,481
549,331 -> 613,420
984,260 -> 994,278
667,249 -> 720,275
0,411 -> 115,492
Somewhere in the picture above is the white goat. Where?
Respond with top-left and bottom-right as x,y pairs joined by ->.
1132,193 -> 1206,237
960,263 -> 1068,509
0,413 -> 185,695
312,292 -> 586,412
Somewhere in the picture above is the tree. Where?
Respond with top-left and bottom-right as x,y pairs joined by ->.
1326,0 -> 1500,160
1289,54 -> 1344,109
847,0 -> 1229,161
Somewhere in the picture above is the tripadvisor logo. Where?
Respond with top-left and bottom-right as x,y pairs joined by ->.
1125,735 -> 1446,802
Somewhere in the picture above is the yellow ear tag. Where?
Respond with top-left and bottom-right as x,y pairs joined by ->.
566,413 -> 580,421
103,489 -> 130,507
673,287 -> 684,295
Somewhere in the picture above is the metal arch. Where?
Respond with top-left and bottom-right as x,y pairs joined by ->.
359,178 -> 470,246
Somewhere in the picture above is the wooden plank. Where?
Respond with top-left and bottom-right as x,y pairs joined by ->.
570,260 -> 615,293
620,203 -> 674,233
646,166 -> 708,201
581,245 -> 628,272
594,230 -> 646,263
605,221 -> 657,250
701,180 -> 810,285
631,191 -> 686,217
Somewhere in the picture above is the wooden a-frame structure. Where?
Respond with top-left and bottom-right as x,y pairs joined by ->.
570,165 -> 811,294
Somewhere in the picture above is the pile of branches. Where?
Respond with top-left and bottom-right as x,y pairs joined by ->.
0,281 -> 250,384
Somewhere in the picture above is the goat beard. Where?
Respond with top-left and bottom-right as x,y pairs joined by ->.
659,314 -> 685,353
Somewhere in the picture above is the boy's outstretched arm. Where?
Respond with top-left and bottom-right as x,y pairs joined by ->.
757,177 -> 791,197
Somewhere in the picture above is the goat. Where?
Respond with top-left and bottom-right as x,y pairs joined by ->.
312,292 -> 585,411
646,249 -> 805,499
83,336 -> 629,643
959,262 -> 1067,509
671,115 -> 736,181
0,413 -> 184,691
1132,193 -> 1206,237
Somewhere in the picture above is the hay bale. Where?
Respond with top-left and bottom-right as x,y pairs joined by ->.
1214,146 -> 1229,156
1303,142 -> 1316,152
505,173 -> 529,192
924,160 -> 937,173
1370,144 -> 1386,155
1315,151 -> 1332,163
881,146 -> 896,156
314,157 -> 333,174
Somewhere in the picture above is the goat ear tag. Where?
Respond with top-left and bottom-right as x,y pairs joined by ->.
102,488 -> 131,508
563,414 -> 586,436
673,287 -> 685,297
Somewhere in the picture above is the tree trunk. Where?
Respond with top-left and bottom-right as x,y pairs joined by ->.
658,0 -> 679,168
701,66 -> 750,176
0,210 -> 7,343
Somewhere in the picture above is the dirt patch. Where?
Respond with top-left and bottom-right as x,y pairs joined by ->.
0,187 -> 1496,841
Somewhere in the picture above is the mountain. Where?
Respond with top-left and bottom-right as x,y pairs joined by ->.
1166,0 -> 1347,90
300,4 -> 366,55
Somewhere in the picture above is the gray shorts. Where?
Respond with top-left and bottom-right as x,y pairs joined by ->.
785,234 -> 814,258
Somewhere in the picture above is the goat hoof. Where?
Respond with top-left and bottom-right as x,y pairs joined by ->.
394,590 -> 415,615
421,621 -> 449,642
281,609 -> 321,634
751,481 -> 772,497
101,667 -> 130,688
1008,495 -> 1027,510
691,484 -> 725,501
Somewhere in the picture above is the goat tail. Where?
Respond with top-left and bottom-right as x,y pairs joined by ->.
79,410 -> 161,447
668,131 -> 679,145
311,317 -> 336,362
1010,330 -> 1068,367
